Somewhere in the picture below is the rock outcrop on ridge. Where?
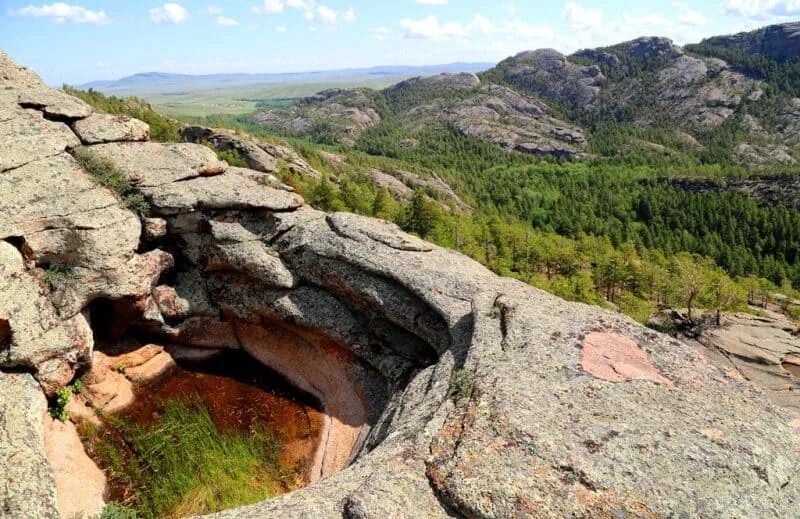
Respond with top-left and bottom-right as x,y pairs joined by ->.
250,23 -> 800,166
2,50 -> 800,519
252,73 -> 587,159
698,21 -> 800,62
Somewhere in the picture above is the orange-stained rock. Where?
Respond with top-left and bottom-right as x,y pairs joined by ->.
581,331 -> 674,386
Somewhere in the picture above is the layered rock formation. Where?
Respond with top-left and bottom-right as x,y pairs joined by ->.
674,309 -> 800,413
2,50 -> 800,519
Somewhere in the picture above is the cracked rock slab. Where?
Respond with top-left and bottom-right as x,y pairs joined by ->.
87,142 -> 227,187
142,168 -> 304,215
72,113 -> 150,144
0,110 -> 79,172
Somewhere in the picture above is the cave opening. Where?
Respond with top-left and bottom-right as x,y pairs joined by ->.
57,297 -> 337,518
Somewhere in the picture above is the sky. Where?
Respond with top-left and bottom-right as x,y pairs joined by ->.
1,0 -> 799,85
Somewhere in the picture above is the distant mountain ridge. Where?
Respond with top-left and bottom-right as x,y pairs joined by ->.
79,62 -> 495,93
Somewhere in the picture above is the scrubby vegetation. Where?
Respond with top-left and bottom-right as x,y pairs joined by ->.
86,397 -> 287,519
65,86 -> 800,324
71,146 -> 149,214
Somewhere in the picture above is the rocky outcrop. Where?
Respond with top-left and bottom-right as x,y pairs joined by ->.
252,88 -> 382,147
3,50 -> 800,519
669,174 -> 800,210
699,22 -> 800,62
369,168 -> 471,211
252,73 -> 586,159
689,311 -> 800,412
405,83 -> 586,159
491,49 -> 605,108
181,125 -> 322,179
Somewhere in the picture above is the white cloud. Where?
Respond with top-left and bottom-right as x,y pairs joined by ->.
723,0 -> 800,18
287,0 -> 313,9
400,15 -> 467,40
416,0 -> 448,4
621,13 -> 667,27
309,5 -> 337,25
371,26 -> 389,40
564,2 -> 603,30
276,24 -> 288,32
216,15 -> 239,26
398,13 -> 556,43
12,3 -> 110,24
343,7 -> 356,23
201,5 -> 223,15
252,0 -> 284,14
678,9 -> 707,26
149,3 -> 188,24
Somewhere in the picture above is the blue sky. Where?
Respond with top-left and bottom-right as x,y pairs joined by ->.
1,0 -> 799,85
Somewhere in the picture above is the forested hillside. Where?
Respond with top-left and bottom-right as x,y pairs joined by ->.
64,21 -> 800,325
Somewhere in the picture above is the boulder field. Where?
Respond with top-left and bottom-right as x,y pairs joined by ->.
1,50 -> 800,518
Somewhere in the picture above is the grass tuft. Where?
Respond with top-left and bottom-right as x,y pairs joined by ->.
90,397 -> 288,519
71,147 -> 150,214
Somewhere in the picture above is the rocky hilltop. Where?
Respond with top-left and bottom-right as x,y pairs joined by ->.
252,72 -> 586,159
2,51 -> 800,519
253,22 -> 800,165
698,21 -> 800,62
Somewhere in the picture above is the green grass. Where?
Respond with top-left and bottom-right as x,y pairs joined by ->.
90,397 -> 288,519
71,147 -> 150,214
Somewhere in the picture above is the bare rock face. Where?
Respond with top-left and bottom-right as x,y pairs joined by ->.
2,50 -> 800,519
251,72 -> 587,159
407,83 -> 587,159
252,88 -> 382,146
700,21 -> 800,63
181,125 -> 279,173
72,113 -> 150,144
492,49 -> 605,108
690,311 -> 800,412
0,372 -> 59,517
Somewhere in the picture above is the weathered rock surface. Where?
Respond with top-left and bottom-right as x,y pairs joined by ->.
406,83 -> 586,158
0,372 -> 59,518
669,174 -> 800,210
44,416 -> 106,519
691,311 -> 800,412
72,113 -> 150,144
181,125 -> 279,172
2,50 -> 800,519
493,48 -> 605,108
700,21 -> 800,62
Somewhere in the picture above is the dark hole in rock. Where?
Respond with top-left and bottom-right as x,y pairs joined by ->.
0,318 -> 10,349
87,297 -> 142,342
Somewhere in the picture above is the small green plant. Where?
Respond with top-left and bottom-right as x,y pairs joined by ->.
450,369 -> 475,400
49,386 -> 72,422
215,148 -> 249,168
71,379 -> 86,394
43,264 -> 77,292
116,363 -> 126,374
71,147 -> 150,214
96,502 -> 139,519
